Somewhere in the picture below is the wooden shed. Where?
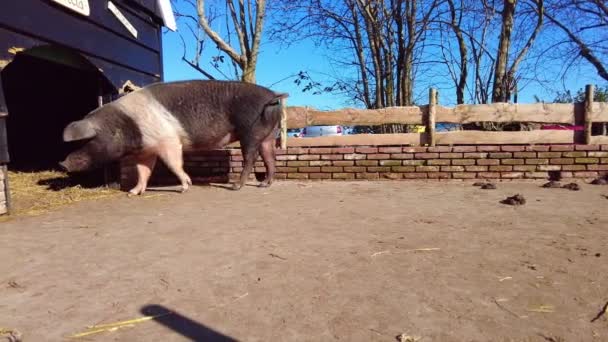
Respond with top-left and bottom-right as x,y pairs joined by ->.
0,0 -> 176,215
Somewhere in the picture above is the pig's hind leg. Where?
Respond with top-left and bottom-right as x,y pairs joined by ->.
258,135 -> 276,188
233,141 -> 260,191
129,154 -> 157,196
156,140 -> 192,193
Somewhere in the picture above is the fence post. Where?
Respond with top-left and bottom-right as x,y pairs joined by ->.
280,98 -> 288,150
427,88 -> 437,146
584,84 -> 594,145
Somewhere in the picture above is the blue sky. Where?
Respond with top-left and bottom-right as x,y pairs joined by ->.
160,5 -> 605,110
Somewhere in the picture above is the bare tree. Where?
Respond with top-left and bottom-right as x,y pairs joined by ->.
175,0 -> 267,83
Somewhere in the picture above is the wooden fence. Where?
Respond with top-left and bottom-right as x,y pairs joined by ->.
278,85 -> 608,148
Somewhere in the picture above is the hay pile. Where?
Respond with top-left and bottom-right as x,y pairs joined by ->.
6,170 -> 120,217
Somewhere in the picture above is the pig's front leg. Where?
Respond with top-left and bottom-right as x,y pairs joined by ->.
129,154 -> 157,196
156,140 -> 192,193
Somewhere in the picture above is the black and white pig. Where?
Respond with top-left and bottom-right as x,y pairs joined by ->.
59,80 -> 288,195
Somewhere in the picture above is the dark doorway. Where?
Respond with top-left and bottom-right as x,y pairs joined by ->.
1,46 -> 116,187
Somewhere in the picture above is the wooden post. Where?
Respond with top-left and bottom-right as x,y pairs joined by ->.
0,70 -> 11,214
427,88 -> 437,146
280,98 -> 288,150
584,84 -> 594,145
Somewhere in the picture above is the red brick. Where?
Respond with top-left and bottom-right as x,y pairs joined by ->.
526,159 -> 549,165
428,159 -> 451,166
550,145 -> 575,152
575,145 -> 601,151
390,153 -> 414,159
514,152 -> 537,158
299,167 -> 321,173
402,173 -> 428,179
490,165 -> 513,172
586,165 -> 608,171
501,145 -> 527,152
452,172 -> 476,179
287,161 -> 309,167
379,160 -> 402,166
321,154 -> 343,160
288,147 -> 309,154
403,146 -> 428,153
333,173 -> 355,179
254,161 -> 265,167
232,167 -> 243,173
603,158 -> 608,164
321,166 -> 343,172
356,147 -> 378,153
356,160 -> 378,166
478,172 -> 501,179
274,173 -> 287,180
560,172 -> 573,179
588,151 -> 608,157
253,167 -> 266,173
526,145 -> 551,152
288,173 -> 309,179
490,152 -> 513,158
477,159 -> 500,166
603,145 -> 608,151
382,173 -> 403,180
465,166 -> 488,172
309,148 -> 333,154
573,171 -> 598,178
232,155 -> 244,161
452,159 -> 475,166
367,166 -> 392,172
524,172 -> 549,179
464,152 -> 488,159
452,146 -> 477,152
275,161 -> 286,167
563,151 -> 586,158
379,147 -> 403,153
562,165 -> 586,171
441,166 -> 465,172
344,166 -> 367,173
538,152 -> 562,158
428,172 -> 451,179
309,173 -> 332,179
501,172 -> 525,179
344,154 -> 367,160
298,154 -> 320,161
332,147 -> 355,154
309,160 -> 332,166
356,173 -> 380,180
367,154 -> 390,160
417,166 -> 441,172
440,153 -> 463,159
392,166 -> 416,172
333,161 -> 355,166
403,160 -> 425,166
229,161 -> 242,167
537,165 -> 562,171
575,158 -> 599,164
415,153 -> 440,159
550,158 -> 575,165
477,146 -> 501,152
274,149 -> 287,155
277,155 -> 298,161
277,167 -> 298,173
428,146 -> 452,152
502,159 -> 525,165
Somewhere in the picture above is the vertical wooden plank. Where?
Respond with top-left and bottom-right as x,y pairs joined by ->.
0,70 -> 11,214
280,98 -> 288,150
427,88 -> 437,146
584,84 -> 594,145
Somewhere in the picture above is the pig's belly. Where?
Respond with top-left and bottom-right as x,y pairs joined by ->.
184,132 -> 238,151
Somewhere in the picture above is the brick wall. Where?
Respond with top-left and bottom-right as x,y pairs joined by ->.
121,144 -> 608,189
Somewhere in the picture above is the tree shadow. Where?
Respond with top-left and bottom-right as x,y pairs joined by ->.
141,304 -> 238,342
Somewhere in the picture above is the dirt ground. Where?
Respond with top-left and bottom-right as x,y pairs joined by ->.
1,181 -> 608,341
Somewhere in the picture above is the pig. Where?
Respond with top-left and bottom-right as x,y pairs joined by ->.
59,80 -> 288,195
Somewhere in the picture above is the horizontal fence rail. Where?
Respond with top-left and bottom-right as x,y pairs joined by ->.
278,85 -> 608,147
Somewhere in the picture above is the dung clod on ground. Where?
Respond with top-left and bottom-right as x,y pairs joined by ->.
501,194 -> 526,205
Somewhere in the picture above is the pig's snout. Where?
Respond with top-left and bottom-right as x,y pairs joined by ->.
58,161 -> 69,173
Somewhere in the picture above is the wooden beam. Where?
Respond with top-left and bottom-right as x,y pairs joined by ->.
286,106 -> 424,128
584,85 -> 594,144
591,102 -> 608,122
436,103 -> 578,124
590,135 -> 608,145
435,130 -> 575,145
286,133 -> 423,147
427,88 -> 437,146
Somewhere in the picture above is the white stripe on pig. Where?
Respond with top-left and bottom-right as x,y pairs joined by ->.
111,88 -> 191,149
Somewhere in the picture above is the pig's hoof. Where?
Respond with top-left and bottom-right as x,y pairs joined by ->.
180,184 -> 190,193
232,183 -> 242,191
258,182 -> 271,188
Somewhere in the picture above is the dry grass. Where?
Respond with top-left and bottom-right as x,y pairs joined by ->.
5,170 -> 121,218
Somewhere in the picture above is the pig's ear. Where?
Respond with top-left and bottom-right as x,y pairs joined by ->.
274,92 -> 289,100
63,120 -> 97,142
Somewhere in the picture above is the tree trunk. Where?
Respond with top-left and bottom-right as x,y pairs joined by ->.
492,0 -> 517,103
